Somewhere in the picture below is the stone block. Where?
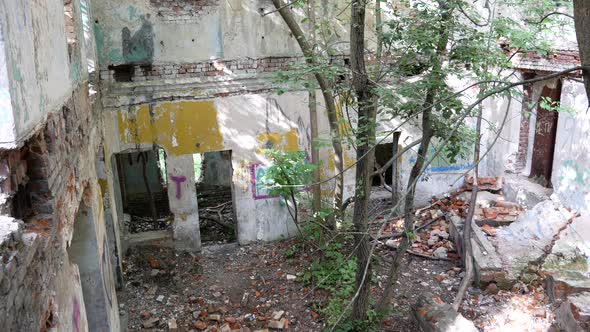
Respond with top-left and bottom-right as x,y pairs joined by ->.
412,292 -> 478,332
495,200 -> 568,279
542,216 -> 590,303
502,175 -> 552,210
555,292 -> 590,332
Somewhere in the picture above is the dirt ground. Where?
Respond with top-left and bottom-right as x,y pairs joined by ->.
118,187 -> 556,331
118,238 -> 555,332
118,241 -> 448,332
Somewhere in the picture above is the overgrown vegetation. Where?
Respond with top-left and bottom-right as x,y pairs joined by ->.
262,0 -> 589,330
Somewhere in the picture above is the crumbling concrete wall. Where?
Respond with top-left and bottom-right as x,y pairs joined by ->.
91,0 -> 372,67
103,93 -> 316,245
0,0 -> 93,148
0,83 -> 120,331
94,0 -> 509,247
479,88 -> 523,176
377,116 -> 477,207
0,25 -> 15,145
0,0 -> 120,330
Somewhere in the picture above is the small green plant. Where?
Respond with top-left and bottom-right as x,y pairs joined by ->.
298,235 -> 378,331
539,96 -> 576,114
261,149 -> 316,235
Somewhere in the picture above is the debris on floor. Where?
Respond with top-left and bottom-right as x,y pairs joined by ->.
413,292 -> 478,332
118,243 -> 324,331
119,177 -> 589,331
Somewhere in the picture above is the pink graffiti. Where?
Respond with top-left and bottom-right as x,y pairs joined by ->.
170,175 -> 187,199
73,296 -> 80,332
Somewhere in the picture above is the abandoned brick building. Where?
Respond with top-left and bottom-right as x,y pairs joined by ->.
0,0 -> 589,331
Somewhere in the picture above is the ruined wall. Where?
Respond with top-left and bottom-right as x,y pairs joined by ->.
103,92 -> 325,244
0,0 -> 92,148
0,83 -> 120,332
94,0 -> 494,247
91,0 -> 300,66
0,0 -> 120,330
479,87 -> 523,176
0,25 -> 15,144
91,0 -> 367,67
377,116 -> 476,206
552,79 -> 590,216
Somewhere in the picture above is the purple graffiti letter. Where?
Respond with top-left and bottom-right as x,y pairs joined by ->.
72,297 -> 80,332
170,175 -> 187,199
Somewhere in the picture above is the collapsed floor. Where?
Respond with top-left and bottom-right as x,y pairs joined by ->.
117,176 -> 589,331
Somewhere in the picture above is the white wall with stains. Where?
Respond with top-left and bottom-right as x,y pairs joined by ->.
102,92 -> 315,245
0,0 -> 92,148
91,0 -> 380,67
91,0 -> 301,66
553,79 -> 590,216
479,88 -> 523,177
0,25 -> 15,144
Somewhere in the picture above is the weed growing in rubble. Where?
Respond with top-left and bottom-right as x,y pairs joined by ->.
297,232 -> 378,331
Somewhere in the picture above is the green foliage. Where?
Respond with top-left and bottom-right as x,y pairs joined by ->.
261,149 -> 316,201
302,240 -> 361,331
274,62 -> 346,95
539,96 -> 576,114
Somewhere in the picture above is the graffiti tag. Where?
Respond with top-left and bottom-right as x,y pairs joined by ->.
72,296 -> 81,332
170,175 -> 187,199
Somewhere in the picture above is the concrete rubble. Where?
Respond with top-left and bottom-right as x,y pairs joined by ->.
494,200 -> 569,280
413,292 -> 478,332
377,175 -> 590,330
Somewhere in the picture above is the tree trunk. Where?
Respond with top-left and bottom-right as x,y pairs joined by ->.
573,0 -> 590,103
376,84 -> 436,314
350,0 -> 376,323
391,131 -> 401,216
271,0 -> 344,226
376,1 -> 453,313
452,104 -> 481,310
307,0 -> 322,217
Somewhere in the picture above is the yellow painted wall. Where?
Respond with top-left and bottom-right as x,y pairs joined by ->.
117,101 -> 225,156
117,100 -> 300,156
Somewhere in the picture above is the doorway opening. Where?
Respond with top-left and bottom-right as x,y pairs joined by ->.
68,200 -> 112,331
194,150 -> 237,244
530,80 -> 562,187
373,143 -> 394,187
114,148 -> 171,234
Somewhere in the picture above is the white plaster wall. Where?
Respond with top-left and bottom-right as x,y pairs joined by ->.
552,80 -> 590,216
479,89 -> 523,176
91,0 -> 380,66
0,0 -> 89,146
91,0 -> 302,65
0,24 -> 16,144
373,113 -> 472,207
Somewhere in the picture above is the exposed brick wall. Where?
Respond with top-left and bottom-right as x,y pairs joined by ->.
513,50 -> 582,73
101,56 -> 349,83
149,0 -> 220,21
102,57 -> 304,82
515,76 -> 535,171
0,82 -> 107,331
